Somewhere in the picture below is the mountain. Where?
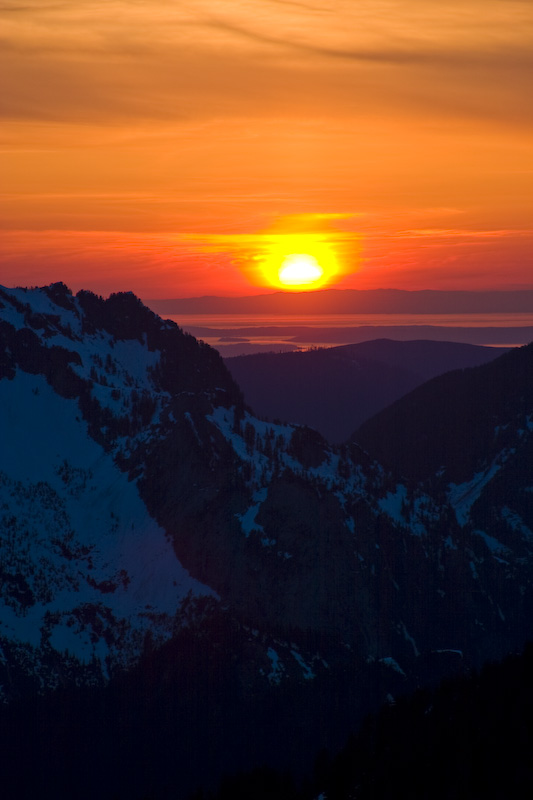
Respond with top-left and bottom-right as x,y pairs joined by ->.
1,282 -> 533,797
210,642 -> 533,800
0,282 -> 236,693
318,642 -> 533,800
354,340 -> 533,484
224,340 -> 509,443
147,288 -> 533,316
353,342 -> 533,663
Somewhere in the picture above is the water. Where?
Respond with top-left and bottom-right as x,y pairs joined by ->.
164,313 -> 533,355
169,313 -> 533,329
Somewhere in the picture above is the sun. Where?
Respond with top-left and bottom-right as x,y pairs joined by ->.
278,254 -> 324,287
255,233 -> 341,291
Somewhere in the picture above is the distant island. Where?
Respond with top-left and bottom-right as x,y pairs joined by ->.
146,288 -> 533,316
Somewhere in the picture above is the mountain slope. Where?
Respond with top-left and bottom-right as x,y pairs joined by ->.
0,283 -> 393,689
0,283 -> 229,693
2,283 -> 533,796
1,283 -> 532,687
224,340 -> 507,442
354,342 -> 533,483
353,343 -> 533,666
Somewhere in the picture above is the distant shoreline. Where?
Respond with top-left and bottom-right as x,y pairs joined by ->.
146,288 -> 533,317
159,314 -> 533,356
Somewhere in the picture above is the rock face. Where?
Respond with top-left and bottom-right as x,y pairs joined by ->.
1,283 -> 533,795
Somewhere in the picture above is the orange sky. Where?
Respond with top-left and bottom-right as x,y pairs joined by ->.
1,0 -> 532,298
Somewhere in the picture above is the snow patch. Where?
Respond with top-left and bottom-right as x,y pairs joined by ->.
184,412 -> 202,445
444,535 -> 457,550
448,461 -> 502,526
266,647 -> 284,685
399,621 -> 420,657
235,488 -> 268,537
379,657 -> 406,677
434,649 -> 463,657
501,507 -> 533,541
378,485 -> 407,524
291,649 -> 315,680
474,529 -> 512,555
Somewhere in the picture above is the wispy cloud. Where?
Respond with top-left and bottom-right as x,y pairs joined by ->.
1,0 -> 531,125
399,229 -> 533,239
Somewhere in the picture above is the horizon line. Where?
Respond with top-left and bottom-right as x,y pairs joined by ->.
145,286 -> 533,302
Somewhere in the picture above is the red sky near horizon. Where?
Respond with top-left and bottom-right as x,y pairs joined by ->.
1,1 -> 532,300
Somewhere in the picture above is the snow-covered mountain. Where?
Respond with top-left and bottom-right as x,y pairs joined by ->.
0,283 -> 228,693
1,282 -> 533,796
355,343 -> 533,562
0,283 -> 376,689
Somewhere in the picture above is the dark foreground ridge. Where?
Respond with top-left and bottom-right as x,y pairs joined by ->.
199,642 -> 533,800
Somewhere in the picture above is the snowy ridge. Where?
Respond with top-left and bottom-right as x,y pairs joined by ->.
0,285 -> 220,687
0,371 -> 215,673
0,285 -> 174,458
208,406 -> 369,502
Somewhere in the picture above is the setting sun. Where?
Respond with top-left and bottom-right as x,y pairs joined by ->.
259,236 -> 339,291
248,219 -> 355,292
278,254 -> 324,287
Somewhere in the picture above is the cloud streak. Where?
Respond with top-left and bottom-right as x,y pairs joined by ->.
2,24 -> 531,128
398,229 -> 533,239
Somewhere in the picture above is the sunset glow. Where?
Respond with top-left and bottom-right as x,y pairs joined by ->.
278,255 -> 324,289
0,1 -> 531,297
254,223 -> 347,291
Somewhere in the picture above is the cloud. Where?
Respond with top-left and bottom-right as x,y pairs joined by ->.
1,0 -> 531,128
199,13 -> 533,69
398,229 -> 533,239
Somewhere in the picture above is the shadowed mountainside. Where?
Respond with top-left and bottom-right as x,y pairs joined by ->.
354,340 -> 533,482
225,339 -> 509,443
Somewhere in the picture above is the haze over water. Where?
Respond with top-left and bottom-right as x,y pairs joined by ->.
172,313 -> 533,329
168,313 -> 533,355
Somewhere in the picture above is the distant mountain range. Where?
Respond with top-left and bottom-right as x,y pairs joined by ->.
147,288 -> 533,316
224,340 -> 511,443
